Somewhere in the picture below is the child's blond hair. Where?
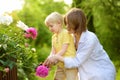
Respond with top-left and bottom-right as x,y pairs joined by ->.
45,12 -> 64,26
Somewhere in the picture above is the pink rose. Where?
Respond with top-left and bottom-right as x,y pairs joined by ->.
35,65 -> 49,78
24,27 -> 37,39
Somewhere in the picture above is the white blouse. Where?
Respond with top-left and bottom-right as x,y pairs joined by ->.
64,30 -> 116,80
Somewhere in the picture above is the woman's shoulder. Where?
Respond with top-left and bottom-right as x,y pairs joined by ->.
80,30 -> 98,42
86,30 -> 100,43
86,31 -> 98,38
87,30 -> 95,35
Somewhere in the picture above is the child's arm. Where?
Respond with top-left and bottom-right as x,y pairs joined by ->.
43,46 -> 56,66
56,43 -> 69,56
49,46 -> 56,57
43,44 -> 68,66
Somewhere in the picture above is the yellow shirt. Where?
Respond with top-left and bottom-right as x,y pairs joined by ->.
52,29 -> 76,67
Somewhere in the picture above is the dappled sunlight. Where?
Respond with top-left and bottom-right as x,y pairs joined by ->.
0,0 -> 24,14
64,0 -> 72,5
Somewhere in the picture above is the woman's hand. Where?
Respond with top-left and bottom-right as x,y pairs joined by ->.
48,54 -> 64,63
54,55 -> 64,62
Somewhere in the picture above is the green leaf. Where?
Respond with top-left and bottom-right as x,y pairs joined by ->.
3,44 -> 7,51
0,60 -> 5,65
0,66 -> 4,71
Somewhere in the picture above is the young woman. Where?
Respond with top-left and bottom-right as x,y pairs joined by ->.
47,8 -> 116,80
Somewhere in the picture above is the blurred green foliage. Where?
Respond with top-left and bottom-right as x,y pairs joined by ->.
1,0 -> 119,79
0,25 -> 24,70
0,19 -> 38,79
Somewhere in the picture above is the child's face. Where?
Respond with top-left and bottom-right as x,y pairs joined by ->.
47,22 -> 61,34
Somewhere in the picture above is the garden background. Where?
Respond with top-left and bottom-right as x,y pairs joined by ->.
0,0 -> 120,80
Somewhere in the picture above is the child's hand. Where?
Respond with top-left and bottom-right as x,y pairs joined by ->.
43,58 -> 50,67
43,57 -> 53,67
47,55 -> 58,65
43,56 -> 57,67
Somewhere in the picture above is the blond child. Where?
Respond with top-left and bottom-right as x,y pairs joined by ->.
43,12 -> 78,80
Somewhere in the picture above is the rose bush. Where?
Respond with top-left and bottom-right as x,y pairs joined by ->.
0,14 -> 38,78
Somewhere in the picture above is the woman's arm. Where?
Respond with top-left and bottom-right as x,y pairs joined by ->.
63,35 -> 97,68
54,55 -> 64,62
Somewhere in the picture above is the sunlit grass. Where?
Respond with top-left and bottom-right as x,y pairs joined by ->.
116,68 -> 120,80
